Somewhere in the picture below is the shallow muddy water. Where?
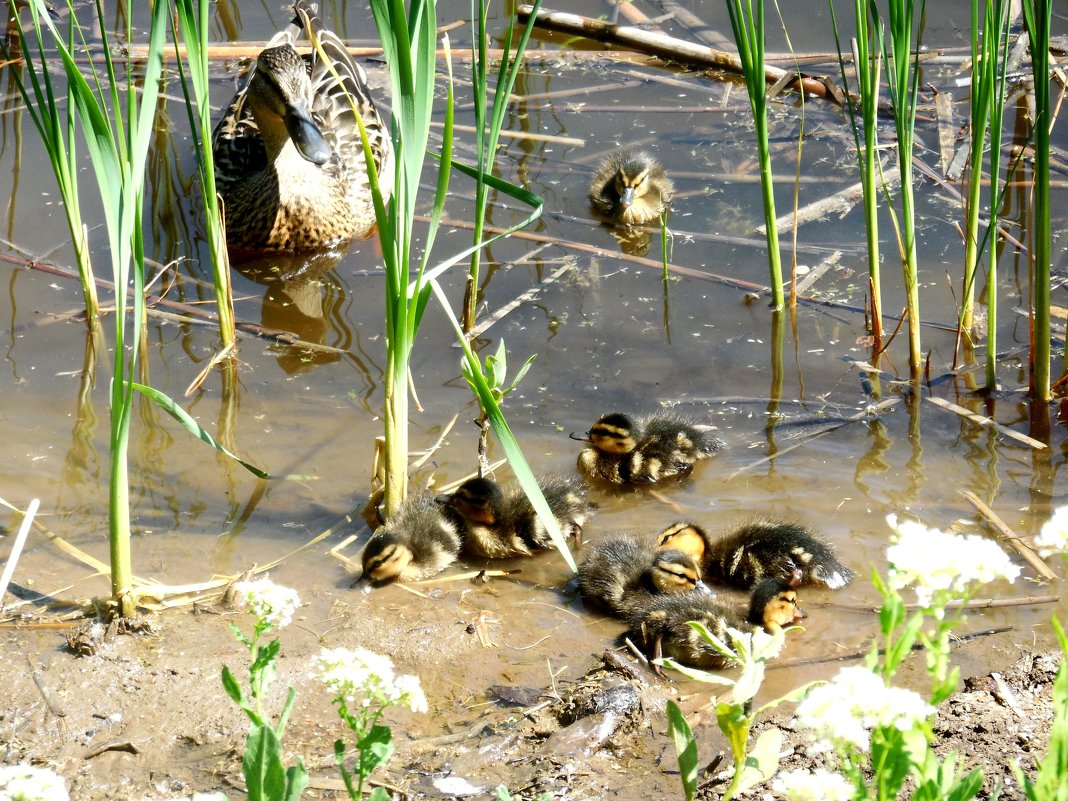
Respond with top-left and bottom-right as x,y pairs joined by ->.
2,0 -> 1067,796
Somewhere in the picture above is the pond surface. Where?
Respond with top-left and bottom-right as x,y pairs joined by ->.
2,0 -> 1067,787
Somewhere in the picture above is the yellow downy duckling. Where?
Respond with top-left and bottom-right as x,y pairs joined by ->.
438,474 -> 595,559
575,412 -> 725,485
577,534 -> 705,618
212,1 -> 393,253
656,519 -> 854,590
629,577 -> 806,671
358,494 -> 462,585
588,150 -> 675,226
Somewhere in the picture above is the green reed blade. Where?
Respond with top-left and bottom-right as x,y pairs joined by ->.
131,384 -> 270,479
725,0 -> 784,310
1022,0 -> 1053,398
172,0 -> 236,346
430,280 -> 576,572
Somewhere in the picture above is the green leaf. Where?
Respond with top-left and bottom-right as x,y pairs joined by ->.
716,701 -> 750,763
358,724 -> 395,776
368,788 -> 392,801
945,766 -> 985,801
494,787 -> 514,801
221,665 -> 244,704
656,657 -> 736,685
732,727 -> 783,795
665,701 -> 698,801
283,759 -> 310,801
277,687 -> 297,739
130,383 -> 270,478
869,725 -> 912,800
243,723 -> 286,801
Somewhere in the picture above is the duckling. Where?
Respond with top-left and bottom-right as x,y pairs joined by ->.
577,534 -> 704,618
212,1 -> 394,253
589,150 -> 675,226
440,474 -> 595,559
575,412 -> 725,485
657,519 -> 855,590
358,493 -> 462,585
629,577 -> 806,671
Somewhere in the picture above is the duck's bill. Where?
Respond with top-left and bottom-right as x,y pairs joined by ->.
286,107 -> 332,165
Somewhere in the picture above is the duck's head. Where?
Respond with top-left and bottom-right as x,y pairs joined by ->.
748,578 -> 807,634
581,412 -> 640,455
656,522 -> 709,565
441,477 -> 504,525
359,530 -> 412,585
247,44 -> 332,165
649,549 -> 701,594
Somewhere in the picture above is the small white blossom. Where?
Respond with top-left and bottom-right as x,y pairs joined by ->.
392,673 -> 429,713
885,515 -> 1021,608
1034,506 -> 1068,558
772,768 -> 853,801
312,647 -> 427,713
794,666 -> 934,752
0,764 -> 69,801
233,578 -> 301,630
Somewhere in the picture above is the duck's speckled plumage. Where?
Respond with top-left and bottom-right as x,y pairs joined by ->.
440,474 -> 595,559
577,534 -> 703,618
628,578 -> 805,670
359,494 -> 462,585
589,150 -> 674,226
577,412 -> 725,485
657,519 -> 854,590
213,1 -> 393,253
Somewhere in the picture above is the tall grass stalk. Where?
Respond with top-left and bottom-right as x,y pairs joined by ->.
3,9 -> 98,321
726,0 -> 783,310
959,0 -> 1008,347
27,0 -> 170,615
463,0 -> 543,332
172,0 -> 237,347
981,0 -> 1011,390
880,0 -> 925,384
1022,0 -> 1053,399
363,0 -> 448,517
830,0 -> 884,341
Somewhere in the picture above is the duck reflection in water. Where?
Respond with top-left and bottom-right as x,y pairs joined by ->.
234,250 -> 347,374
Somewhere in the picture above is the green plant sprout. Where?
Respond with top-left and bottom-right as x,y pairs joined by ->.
223,579 -> 308,801
662,624 -> 811,801
465,339 -> 536,476
313,647 -> 427,801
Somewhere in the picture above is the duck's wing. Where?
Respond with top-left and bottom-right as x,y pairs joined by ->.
298,4 -> 394,194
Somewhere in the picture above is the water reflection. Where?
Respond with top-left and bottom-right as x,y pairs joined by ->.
235,250 -> 352,373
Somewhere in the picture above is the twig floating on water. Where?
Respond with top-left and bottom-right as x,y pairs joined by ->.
726,397 -> 900,480
928,397 -> 1047,450
516,4 -> 836,100
757,168 -> 901,235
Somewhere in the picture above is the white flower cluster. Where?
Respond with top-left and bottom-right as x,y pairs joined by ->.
1034,506 -> 1068,558
772,767 -> 853,801
0,763 -> 69,801
885,515 -> 1021,608
233,578 -> 301,630
312,647 -> 428,713
793,666 -> 934,752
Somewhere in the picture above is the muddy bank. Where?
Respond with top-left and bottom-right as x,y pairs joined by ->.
1,585 -> 1060,800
